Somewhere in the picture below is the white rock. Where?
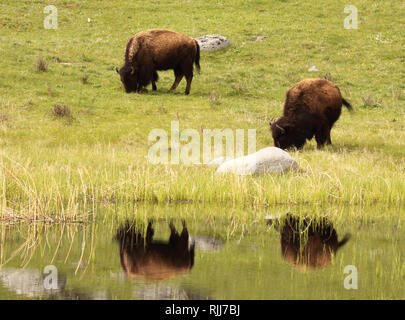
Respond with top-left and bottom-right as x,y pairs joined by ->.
216,147 -> 298,175
207,157 -> 233,166
195,35 -> 230,52
308,65 -> 319,72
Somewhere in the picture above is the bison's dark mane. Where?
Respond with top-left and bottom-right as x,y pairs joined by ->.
124,37 -> 135,62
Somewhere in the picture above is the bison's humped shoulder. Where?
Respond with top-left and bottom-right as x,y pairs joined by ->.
127,37 -> 141,62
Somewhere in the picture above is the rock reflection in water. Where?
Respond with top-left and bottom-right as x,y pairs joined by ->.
0,268 -> 109,300
115,220 -> 195,280
188,235 -> 224,252
132,282 -> 210,300
267,214 -> 351,270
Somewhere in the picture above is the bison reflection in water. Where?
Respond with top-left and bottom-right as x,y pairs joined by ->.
267,214 -> 350,270
115,221 -> 195,280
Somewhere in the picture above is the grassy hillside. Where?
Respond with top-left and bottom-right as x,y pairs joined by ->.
0,0 -> 404,220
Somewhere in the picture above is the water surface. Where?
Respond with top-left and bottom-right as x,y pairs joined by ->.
0,205 -> 403,299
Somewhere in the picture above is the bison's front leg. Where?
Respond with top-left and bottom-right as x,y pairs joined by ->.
136,83 -> 144,94
136,86 -> 148,94
315,122 -> 331,148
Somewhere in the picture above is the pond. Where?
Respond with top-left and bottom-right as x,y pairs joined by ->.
0,204 -> 404,299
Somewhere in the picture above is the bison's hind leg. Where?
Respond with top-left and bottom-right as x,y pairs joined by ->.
180,220 -> 189,240
177,220 -> 190,249
169,68 -> 184,92
183,62 -> 194,95
152,71 -> 158,91
184,73 -> 193,95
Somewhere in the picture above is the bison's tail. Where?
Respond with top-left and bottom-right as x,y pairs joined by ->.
194,40 -> 201,73
337,233 -> 351,250
342,98 -> 353,112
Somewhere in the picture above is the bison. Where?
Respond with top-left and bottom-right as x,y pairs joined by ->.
270,79 -> 353,149
267,214 -> 350,271
116,29 -> 200,95
115,220 -> 195,280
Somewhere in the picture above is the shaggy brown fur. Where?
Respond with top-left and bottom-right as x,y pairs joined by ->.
117,29 -> 200,95
267,214 -> 350,270
115,221 -> 195,280
270,79 -> 353,149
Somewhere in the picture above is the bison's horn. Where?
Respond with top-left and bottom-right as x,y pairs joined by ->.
130,67 -> 135,75
115,67 -> 119,74
276,124 -> 285,134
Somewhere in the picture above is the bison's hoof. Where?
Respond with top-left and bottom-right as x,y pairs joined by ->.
137,88 -> 148,94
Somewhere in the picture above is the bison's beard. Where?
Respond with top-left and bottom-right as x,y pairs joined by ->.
273,133 -> 307,150
122,74 -> 137,93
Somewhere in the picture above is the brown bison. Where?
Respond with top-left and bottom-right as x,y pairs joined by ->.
116,29 -> 200,95
115,220 -> 195,280
267,214 -> 350,271
270,79 -> 353,149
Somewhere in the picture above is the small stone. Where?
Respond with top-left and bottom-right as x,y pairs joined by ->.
308,65 -> 319,72
249,36 -> 268,41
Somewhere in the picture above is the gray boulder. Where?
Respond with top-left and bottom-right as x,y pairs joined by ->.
207,157 -> 233,166
195,35 -> 230,52
216,147 -> 298,175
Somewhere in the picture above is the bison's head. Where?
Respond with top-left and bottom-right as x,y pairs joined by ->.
116,65 -> 137,93
270,118 -> 306,150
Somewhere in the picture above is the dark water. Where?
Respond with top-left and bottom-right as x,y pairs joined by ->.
0,205 -> 404,299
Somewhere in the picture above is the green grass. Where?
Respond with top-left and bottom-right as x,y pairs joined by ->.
0,0 -> 404,220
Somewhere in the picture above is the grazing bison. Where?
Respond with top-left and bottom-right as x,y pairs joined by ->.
270,79 -> 353,149
116,29 -> 200,94
115,220 -> 195,280
267,214 -> 350,270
